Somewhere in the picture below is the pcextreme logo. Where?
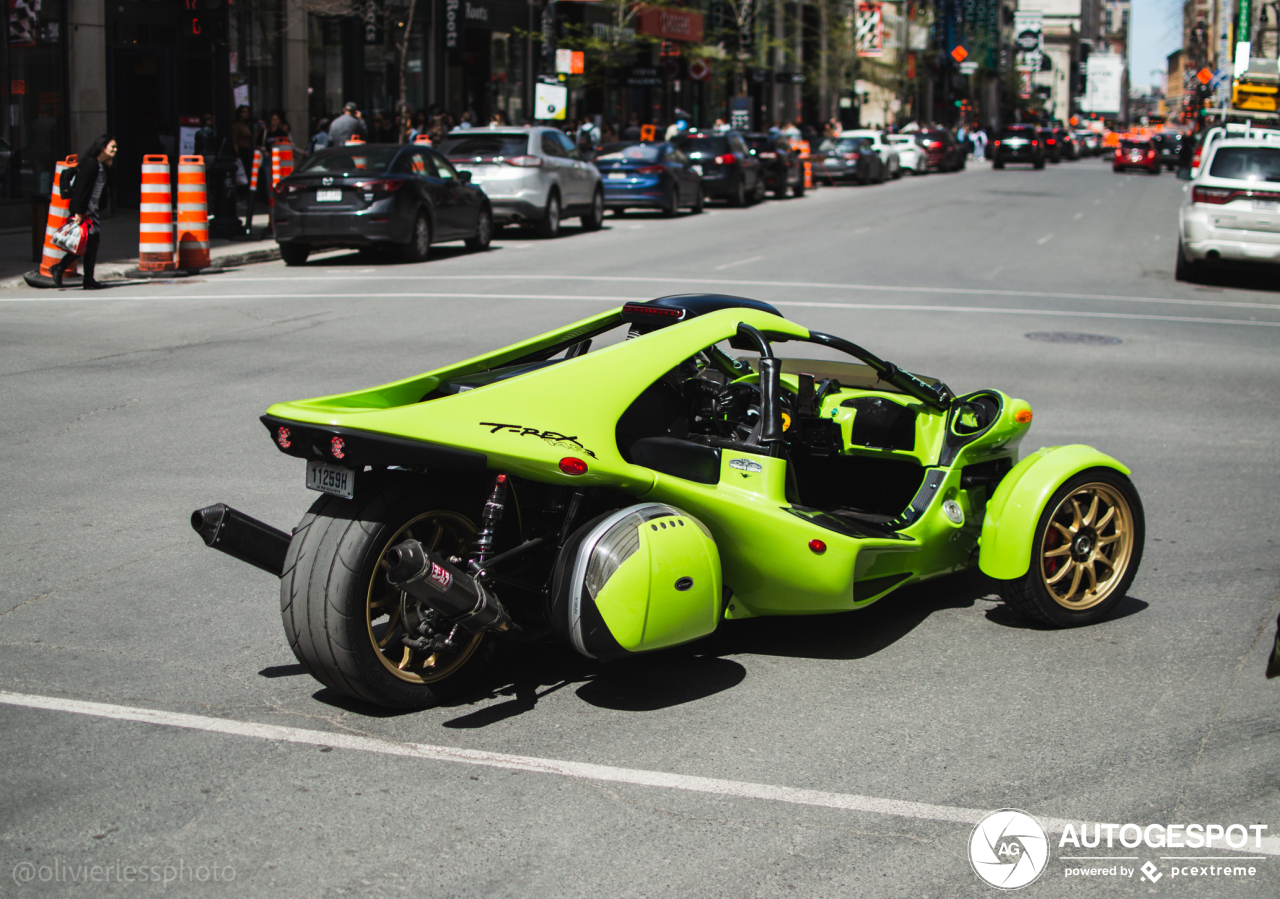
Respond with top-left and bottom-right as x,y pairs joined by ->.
969,809 -> 1050,890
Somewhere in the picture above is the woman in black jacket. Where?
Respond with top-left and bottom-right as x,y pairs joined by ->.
51,134 -> 117,289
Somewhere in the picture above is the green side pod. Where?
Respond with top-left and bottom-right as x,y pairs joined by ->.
979,446 -> 1133,581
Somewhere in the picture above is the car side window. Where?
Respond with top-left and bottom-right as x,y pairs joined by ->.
541,132 -> 565,158
412,152 -> 439,178
553,131 -> 579,159
432,152 -> 461,180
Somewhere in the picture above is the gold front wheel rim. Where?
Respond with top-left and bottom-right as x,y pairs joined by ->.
366,510 -> 484,685
1038,482 -> 1134,611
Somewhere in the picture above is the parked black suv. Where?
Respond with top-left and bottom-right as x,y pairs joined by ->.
742,133 -> 805,198
671,132 -> 766,206
993,125 -> 1045,169
1154,133 -> 1185,170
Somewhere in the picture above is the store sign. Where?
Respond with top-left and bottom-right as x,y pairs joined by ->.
446,0 -> 459,48
626,66 -> 663,87
855,3 -> 883,58
534,83 -> 568,120
1014,11 -> 1043,73
636,7 -> 703,43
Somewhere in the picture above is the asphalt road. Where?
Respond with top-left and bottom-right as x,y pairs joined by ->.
2,156 -> 1278,899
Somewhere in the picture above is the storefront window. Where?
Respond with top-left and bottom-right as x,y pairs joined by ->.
490,32 -> 524,125
7,0 -> 68,198
308,16 -> 345,132
231,0 -> 280,127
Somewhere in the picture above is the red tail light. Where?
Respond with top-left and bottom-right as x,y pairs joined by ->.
505,155 -> 543,167
843,152 -> 860,160
993,140 -> 1001,146
928,141 -> 941,148
559,457 -> 589,476
1047,138 -> 1056,145
1192,146 -> 1202,167
714,153 -> 737,165
1114,148 -> 1122,157
635,165 -> 664,174
1192,187 -> 1234,204
1032,141 -> 1038,146
1146,150 -> 1156,158
354,179 -> 404,193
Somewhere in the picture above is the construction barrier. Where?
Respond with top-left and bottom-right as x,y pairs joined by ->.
344,139 -> 368,169
412,135 -> 432,146
176,155 -> 210,270
139,154 -> 175,273
41,156 -> 80,279
270,144 -> 293,189
249,149 -> 262,191
791,140 -> 813,190
344,136 -> 365,145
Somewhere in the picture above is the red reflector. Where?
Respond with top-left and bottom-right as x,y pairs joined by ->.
622,302 -> 684,319
635,165 -> 664,174
809,539 -> 827,554
331,436 -> 346,459
276,427 -> 291,449
559,457 -> 588,476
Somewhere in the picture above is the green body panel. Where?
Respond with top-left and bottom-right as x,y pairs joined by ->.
593,518 -> 722,652
978,445 -> 1132,580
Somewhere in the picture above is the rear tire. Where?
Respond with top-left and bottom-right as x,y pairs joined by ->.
997,469 -> 1144,629
993,161 -> 1005,170
1174,239 -> 1201,282
280,243 -> 310,266
280,472 -> 496,709
729,177 -> 746,207
793,176 -> 805,197
465,206 -> 492,251
535,191 -> 562,238
400,213 -> 431,262
691,185 -> 705,213
660,187 -> 678,217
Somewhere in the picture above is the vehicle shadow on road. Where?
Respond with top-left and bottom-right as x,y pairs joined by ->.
982,592 -> 1149,629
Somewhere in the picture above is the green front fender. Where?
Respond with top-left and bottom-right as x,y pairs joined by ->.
979,445 -> 1132,580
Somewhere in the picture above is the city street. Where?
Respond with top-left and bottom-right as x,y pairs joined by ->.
2,158 -> 1278,897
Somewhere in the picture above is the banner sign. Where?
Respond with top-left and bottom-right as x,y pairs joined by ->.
636,7 -> 703,43
1014,11 -> 1043,73
1082,54 -> 1124,114
855,3 -> 883,58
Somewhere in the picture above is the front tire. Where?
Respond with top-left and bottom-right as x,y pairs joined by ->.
580,189 -> 605,230
280,243 -> 310,266
400,213 -> 431,262
535,191 -> 562,238
998,469 -> 1144,628
281,473 -> 496,709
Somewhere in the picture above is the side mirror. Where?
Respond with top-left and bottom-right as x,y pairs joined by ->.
457,170 -> 472,184
1176,167 -> 1192,181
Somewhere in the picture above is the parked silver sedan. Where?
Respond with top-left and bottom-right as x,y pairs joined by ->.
886,134 -> 928,175
438,126 -> 604,237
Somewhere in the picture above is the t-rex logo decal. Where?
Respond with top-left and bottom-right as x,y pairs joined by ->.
479,423 -> 598,459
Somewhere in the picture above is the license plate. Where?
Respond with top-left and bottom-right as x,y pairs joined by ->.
1254,200 -> 1279,212
691,164 -> 703,175
316,189 -> 343,202
306,460 -> 354,498
607,172 -> 627,180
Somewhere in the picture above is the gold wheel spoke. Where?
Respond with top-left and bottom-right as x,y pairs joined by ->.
425,522 -> 445,551
1083,494 -> 1099,526
403,527 -> 414,541
375,606 -> 402,648
1093,553 -> 1115,572
1084,561 -> 1098,593
1052,521 -> 1073,541
1047,561 -> 1075,586
1045,544 -> 1072,558
398,646 -> 413,670
1098,533 -> 1121,546
1065,564 -> 1084,600
1070,499 -> 1084,531
1095,506 -> 1116,532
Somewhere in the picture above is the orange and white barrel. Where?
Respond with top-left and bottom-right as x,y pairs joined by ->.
413,135 -> 432,146
38,155 -> 80,280
270,144 -> 294,188
139,154 -> 175,272
344,136 -> 365,145
249,149 -> 262,191
176,155 -> 210,270
344,139 -> 368,170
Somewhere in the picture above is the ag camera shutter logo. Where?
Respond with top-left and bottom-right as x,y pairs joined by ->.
969,809 -> 1050,890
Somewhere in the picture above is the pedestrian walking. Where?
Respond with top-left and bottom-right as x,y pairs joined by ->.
328,102 -> 366,145
51,133 -> 117,290
971,127 -> 987,160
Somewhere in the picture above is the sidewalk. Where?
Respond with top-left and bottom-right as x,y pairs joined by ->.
0,207 -> 281,289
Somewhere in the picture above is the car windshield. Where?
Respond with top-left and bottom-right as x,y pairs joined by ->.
744,138 -> 778,152
818,138 -> 862,153
1120,140 -> 1150,150
672,135 -> 731,155
1207,146 -> 1280,181
595,142 -> 662,162
298,147 -> 400,173
436,134 -> 530,159
1000,128 -> 1034,138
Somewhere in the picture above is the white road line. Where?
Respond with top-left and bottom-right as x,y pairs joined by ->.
1,690 -> 1275,855
2,291 -> 1277,327
715,255 -> 765,270
159,273 -> 1280,312
1038,233 -> 1054,245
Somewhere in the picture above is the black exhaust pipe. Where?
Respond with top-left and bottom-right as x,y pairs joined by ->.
384,539 -> 516,634
191,503 -> 291,577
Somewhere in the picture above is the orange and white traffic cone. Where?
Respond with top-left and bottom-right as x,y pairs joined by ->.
344,136 -> 365,145
412,135 -> 432,146
176,155 -> 210,271
138,154 -> 176,274
23,155 -> 81,287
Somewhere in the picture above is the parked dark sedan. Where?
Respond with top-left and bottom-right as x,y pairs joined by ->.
993,125 -> 1045,169
272,144 -> 492,265
814,135 -> 886,184
593,141 -> 703,215
670,132 -> 766,206
1154,132 -> 1185,170
917,129 -> 966,172
742,133 -> 805,197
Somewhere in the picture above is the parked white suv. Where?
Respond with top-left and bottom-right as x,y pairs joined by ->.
839,130 -> 902,178
1177,137 -> 1280,280
438,127 -> 604,238
885,134 -> 927,175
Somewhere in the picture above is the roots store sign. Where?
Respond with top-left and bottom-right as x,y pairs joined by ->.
446,0 -> 498,49
636,6 -> 704,44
